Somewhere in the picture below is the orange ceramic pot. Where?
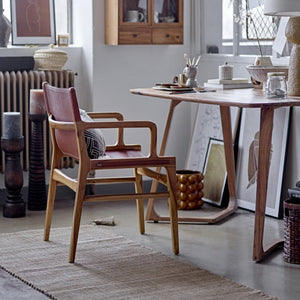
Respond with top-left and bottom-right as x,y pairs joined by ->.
176,170 -> 204,210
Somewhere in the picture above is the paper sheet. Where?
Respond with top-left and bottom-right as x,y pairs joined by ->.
248,0 -> 263,9
273,17 -> 289,55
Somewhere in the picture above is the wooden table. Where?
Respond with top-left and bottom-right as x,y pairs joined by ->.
130,87 -> 300,262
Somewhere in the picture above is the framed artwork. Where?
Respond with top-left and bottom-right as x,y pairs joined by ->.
202,138 -> 227,206
57,34 -> 69,47
185,104 -> 240,206
236,107 -> 290,218
11,0 -> 56,45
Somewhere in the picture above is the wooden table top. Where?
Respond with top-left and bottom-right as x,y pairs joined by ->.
130,88 -> 300,108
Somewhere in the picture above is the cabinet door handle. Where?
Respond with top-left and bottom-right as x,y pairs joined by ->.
166,34 -> 170,38
133,34 -> 138,38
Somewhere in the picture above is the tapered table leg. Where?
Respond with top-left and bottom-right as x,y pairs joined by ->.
146,102 -> 237,224
253,107 -> 284,262
146,100 -> 181,221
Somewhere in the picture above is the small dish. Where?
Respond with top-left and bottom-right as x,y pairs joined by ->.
164,16 -> 175,23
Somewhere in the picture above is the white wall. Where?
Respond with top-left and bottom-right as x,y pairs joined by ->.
87,0 -> 193,173
72,0 -> 300,194
72,0 -> 93,110
1,0 -> 298,198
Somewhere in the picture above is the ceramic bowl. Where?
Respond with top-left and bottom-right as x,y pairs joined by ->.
246,65 -> 289,83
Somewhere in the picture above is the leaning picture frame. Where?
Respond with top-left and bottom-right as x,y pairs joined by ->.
202,138 -> 227,206
185,104 -> 240,206
236,107 -> 290,218
11,0 -> 56,45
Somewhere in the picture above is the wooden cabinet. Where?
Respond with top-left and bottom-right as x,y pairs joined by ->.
105,0 -> 183,45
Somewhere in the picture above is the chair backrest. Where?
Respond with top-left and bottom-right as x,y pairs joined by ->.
43,82 -> 81,159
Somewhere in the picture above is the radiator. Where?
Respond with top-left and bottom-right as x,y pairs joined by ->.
0,70 -> 75,172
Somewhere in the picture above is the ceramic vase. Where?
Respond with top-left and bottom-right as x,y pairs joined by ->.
183,66 -> 198,87
0,8 -> 11,47
176,170 -> 204,210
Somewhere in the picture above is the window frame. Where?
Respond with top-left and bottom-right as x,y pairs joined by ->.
196,0 -> 275,57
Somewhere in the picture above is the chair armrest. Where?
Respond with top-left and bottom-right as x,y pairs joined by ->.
80,120 -> 158,158
48,116 -> 76,131
49,115 -> 159,158
86,112 -> 125,147
87,112 -> 124,121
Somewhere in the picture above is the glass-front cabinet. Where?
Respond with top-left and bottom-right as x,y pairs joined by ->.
121,0 -> 150,24
153,0 -> 180,24
105,0 -> 183,45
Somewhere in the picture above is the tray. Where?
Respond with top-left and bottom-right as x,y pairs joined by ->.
153,85 -> 193,91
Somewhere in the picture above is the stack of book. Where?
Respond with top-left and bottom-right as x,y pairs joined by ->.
204,78 -> 253,89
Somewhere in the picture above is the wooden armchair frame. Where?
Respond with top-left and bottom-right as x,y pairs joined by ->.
42,83 -> 179,263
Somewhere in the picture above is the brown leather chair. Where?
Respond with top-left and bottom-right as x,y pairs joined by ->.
42,82 -> 179,263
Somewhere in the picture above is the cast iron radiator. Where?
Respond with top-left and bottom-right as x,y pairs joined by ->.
0,70 -> 75,172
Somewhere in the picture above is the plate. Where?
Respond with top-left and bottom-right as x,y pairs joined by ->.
170,86 -> 193,91
155,83 -> 177,88
153,85 -> 193,91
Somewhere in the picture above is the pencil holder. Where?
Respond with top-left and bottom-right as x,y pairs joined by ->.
183,66 -> 198,87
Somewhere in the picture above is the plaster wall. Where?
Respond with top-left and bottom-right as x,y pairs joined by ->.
71,0 -> 300,193
90,0 -> 192,173
3,0 -> 299,197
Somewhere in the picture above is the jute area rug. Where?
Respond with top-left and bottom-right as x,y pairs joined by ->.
0,225 -> 276,300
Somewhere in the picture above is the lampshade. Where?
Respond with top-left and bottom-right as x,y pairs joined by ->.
264,0 -> 300,16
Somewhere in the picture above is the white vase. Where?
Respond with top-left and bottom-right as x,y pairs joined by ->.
254,56 -> 273,67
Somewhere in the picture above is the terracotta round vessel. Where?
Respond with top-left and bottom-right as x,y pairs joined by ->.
176,170 -> 204,210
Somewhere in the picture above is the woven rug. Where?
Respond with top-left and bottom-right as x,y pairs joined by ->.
0,225 -> 276,300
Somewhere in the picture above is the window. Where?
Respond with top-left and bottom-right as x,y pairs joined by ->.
2,0 -> 72,45
203,0 -> 281,56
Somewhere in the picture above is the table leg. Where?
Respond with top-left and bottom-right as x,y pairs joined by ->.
146,99 -> 181,221
146,103 -> 237,224
253,107 -> 284,262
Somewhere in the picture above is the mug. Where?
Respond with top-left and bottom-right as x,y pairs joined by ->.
178,73 -> 187,86
126,10 -> 144,23
154,11 -> 160,23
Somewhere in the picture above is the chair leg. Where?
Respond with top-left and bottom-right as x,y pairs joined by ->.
134,169 -> 145,234
69,180 -> 86,263
166,165 -> 179,255
44,173 -> 57,241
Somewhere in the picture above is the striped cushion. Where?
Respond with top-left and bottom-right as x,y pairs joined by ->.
80,109 -> 106,159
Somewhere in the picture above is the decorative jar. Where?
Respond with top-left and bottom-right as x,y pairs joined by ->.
219,62 -> 233,80
176,170 -> 204,210
266,72 -> 287,99
34,44 -> 68,71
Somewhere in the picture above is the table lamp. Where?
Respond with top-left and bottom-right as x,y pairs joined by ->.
264,0 -> 300,96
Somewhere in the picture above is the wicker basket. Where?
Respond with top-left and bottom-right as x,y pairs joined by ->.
176,170 -> 204,210
34,44 -> 68,71
283,198 -> 300,264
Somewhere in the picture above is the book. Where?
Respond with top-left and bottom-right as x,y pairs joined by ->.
204,82 -> 253,90
207,78 -> 250,84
